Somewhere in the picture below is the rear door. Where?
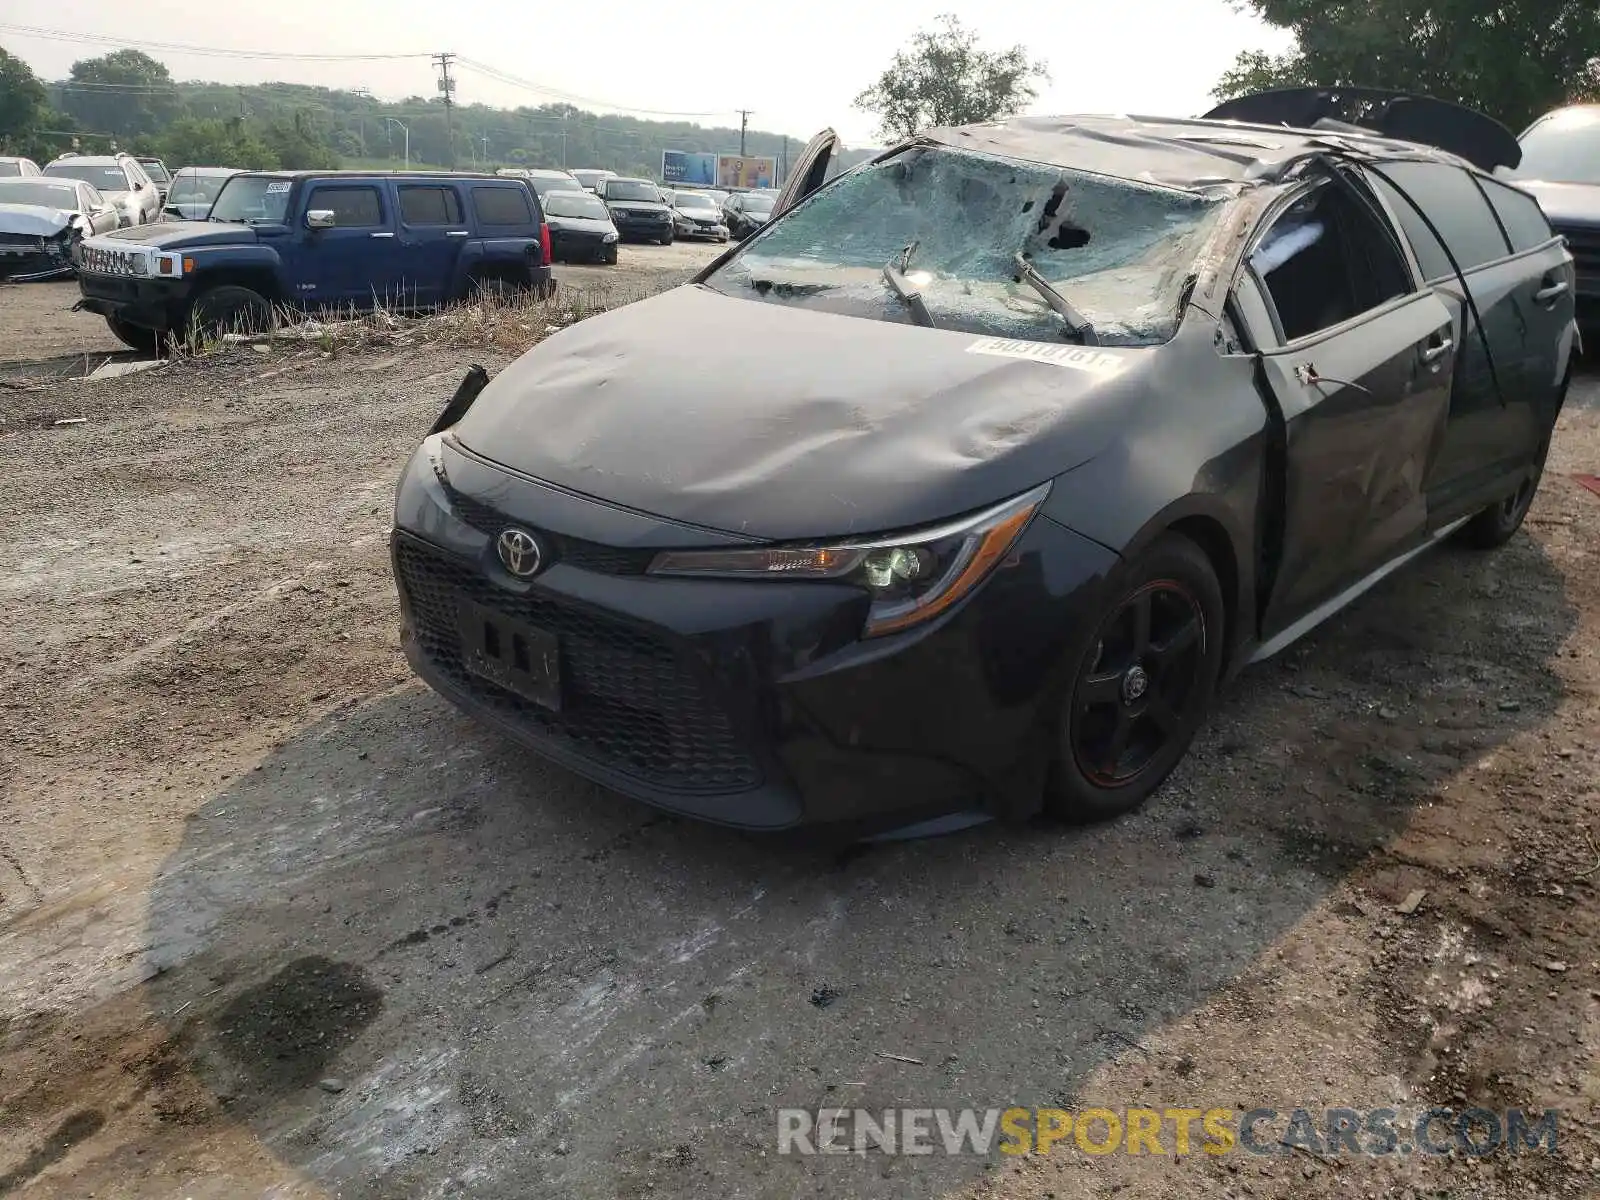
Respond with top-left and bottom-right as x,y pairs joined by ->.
1475,173 -> 1578,426
298,180 -> 402,308
395,182 -> 469,307
1235,175 -> 1457,634
1361,161 -> 1559,522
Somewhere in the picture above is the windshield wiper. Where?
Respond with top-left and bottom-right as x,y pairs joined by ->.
1012,252 -> 1098,345
882,242 -> 936,329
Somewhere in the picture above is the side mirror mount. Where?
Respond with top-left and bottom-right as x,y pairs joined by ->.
305,209 -> 337,230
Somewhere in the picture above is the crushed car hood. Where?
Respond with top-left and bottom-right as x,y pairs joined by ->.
1515,180 -> 1600,228
451,285 -> 1154,540
104,221 -> 257,248
0,204 -> 73,236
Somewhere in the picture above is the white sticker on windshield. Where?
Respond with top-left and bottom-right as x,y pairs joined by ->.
965,338 -> 1127,375
265,181 -> 291,194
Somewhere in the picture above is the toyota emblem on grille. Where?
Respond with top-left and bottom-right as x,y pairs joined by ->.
496,528 -> 544,578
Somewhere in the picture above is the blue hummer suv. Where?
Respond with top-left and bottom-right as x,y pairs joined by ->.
74,170 -> 554,351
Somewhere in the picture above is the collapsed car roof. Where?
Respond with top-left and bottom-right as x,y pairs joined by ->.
913,89 -> 1518,196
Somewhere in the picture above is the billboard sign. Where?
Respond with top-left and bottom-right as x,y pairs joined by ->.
716,154 -> 777,190
662,150 -> 717,186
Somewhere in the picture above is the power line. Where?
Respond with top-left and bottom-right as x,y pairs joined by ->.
0,22 -> 430,61
453,57 -> 731,120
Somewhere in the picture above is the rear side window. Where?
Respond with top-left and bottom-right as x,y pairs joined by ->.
1251,181 -> 1411,342
1364,162 -> 1510,277
473,185 -> 534,226
311,186 -> 383,227
399,185 -> 463,225
1476,177 -> 1555,253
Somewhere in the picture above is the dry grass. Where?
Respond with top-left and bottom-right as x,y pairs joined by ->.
169,280 -> 658,364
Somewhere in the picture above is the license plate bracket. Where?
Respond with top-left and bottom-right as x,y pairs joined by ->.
456,598 -> 562,710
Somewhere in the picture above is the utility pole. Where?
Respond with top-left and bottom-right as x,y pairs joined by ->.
480,133 -> 489,164
433,51 -> 457,169
737,109 -> 752,156
352,86 -> 371,157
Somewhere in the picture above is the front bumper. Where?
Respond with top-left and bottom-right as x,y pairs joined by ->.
75,272 -> 191,329
674,219 -> 727,240
0,237 -> 73,282
611,213 -> 673,241
390,437 -> 1118,832
550,229 -> 616,260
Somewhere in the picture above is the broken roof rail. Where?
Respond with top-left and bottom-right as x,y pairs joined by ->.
1201,87 -> 1521,173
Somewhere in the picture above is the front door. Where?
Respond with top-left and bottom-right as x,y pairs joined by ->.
293,181 -> 402,309
1235,177 -> 1457,636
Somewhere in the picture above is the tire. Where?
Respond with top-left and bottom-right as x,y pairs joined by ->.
1044,533 -> 1226,823
106,315 -> 163,354
1459,433 -> 1551,549
659,232 -> 674,246
186,284 -> 274,342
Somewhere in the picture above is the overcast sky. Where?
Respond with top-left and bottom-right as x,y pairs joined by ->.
4,1 -> 1294,147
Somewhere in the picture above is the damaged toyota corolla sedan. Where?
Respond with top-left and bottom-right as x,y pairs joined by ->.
391,89 -> 1576,836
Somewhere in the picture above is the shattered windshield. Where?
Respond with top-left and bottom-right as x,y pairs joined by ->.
704,145 -> 1223,346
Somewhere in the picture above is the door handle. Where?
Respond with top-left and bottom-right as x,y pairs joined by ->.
446,230 -> 471,237
1534,280 -> 1569,306
1293,362 -> 1372,394
1421,337 -> 1453,363
370,231 -> 396,239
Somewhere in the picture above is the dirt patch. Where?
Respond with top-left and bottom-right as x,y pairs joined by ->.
0,328 -> 1596,1198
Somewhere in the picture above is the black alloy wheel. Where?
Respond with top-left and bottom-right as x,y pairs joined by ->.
1047,534 -> 1225,821
1460,431 -> 1551,549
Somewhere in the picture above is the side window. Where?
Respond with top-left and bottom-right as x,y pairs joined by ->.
1251,180 -> 1412,343
399,185 -> 463,225
472,185 -> 533,226
1364,161 -> 1510,278
311,186 -> 383,227
1476,177 -> 1556,254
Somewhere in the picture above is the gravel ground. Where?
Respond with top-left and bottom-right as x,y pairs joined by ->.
0,240 -> 722,369
0,308 -> 1597,1199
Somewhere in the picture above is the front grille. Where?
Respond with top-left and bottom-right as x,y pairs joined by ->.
0,232 -> 44,249
443,486 -> 657,575
395,536 -> 762,794
79,243 -> 144,277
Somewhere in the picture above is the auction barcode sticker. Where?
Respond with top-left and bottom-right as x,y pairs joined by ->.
965,338 -> 1126,375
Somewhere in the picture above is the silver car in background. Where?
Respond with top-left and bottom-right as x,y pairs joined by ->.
162,167 -> 244,221
42,153 -> 161,227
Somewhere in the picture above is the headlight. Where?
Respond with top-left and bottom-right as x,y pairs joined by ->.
129,254 -> 151,276
648,482 -> 1050,637
603,232 -> 619,242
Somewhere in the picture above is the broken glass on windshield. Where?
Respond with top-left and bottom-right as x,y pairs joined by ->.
705,145 -> 1224,346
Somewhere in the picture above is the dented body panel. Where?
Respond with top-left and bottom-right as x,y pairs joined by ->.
390,106 -> 1575,833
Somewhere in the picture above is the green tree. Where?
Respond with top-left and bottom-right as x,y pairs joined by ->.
0,45 -> 47,151
1214,1 -> 1600,131
853,14 -> 1049,142
157,117 -> 279,169
61,49 -> 180,139
262,111 -> 339,170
